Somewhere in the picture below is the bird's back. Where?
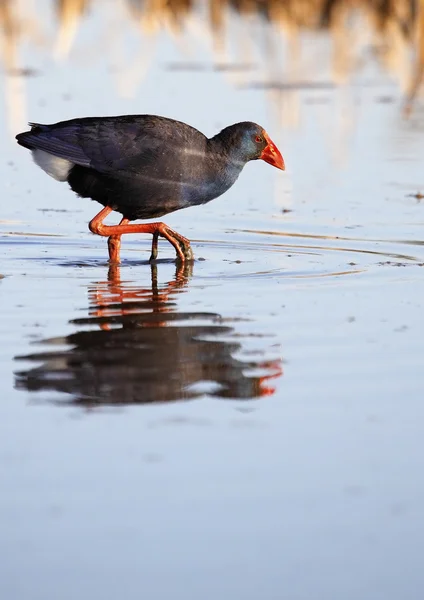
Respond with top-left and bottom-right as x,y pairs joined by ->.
16,114 -> 244,220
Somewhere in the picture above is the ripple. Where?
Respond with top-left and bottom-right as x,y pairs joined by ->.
3,229 -> 424,283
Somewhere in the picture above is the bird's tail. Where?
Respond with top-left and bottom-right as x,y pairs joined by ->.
16,123 -> 45,149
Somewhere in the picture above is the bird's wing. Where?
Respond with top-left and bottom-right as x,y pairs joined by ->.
77,120 -> 165,174
16,117 -> 198,175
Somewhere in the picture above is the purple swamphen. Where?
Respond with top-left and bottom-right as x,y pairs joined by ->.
16,115 -> 285,262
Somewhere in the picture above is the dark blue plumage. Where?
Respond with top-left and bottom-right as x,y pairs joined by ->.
16,114 -> 284,262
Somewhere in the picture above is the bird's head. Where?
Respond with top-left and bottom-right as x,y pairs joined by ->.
217,122 -> 285,171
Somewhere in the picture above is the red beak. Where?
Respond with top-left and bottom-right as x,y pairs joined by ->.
260,132 -> 285,171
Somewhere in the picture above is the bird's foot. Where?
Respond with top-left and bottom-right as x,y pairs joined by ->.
174,237 -> 194,261
181,241 -> 194,261
167,228 -> 194,261
149,225 -> 194,262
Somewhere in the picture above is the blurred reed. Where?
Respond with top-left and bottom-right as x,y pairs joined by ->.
0,0 -> 422,134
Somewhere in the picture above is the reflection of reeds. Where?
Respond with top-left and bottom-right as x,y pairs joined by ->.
54,0 -> 87,59
405,0 -> 424,114
0,0 -> 27,136
0,0 -> 423,134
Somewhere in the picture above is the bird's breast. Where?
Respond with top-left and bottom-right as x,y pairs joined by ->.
180,160 -> 244,206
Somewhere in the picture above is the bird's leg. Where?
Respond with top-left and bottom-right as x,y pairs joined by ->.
107,236 -> 121,262
150,231 -> 159,261
88,206 -> 194,262
107,217 -> 129,263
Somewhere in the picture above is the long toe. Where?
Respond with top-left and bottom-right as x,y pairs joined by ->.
173,236 -> 194,262
181,240 -> 194,261
172,239 -> 186,262
157,224 -> 194,262
170,230 -> 194,261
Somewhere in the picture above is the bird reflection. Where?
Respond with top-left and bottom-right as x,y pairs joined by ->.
14,263 -> 282,406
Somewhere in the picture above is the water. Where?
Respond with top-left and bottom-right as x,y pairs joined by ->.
1,2 -> 424,599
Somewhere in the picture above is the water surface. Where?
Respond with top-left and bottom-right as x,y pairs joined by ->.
1,2 -> 424,599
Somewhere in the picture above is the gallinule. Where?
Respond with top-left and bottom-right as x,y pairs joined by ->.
16,115 -> 285,262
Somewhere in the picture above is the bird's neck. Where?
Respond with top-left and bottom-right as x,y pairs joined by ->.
207,135 -> 247,179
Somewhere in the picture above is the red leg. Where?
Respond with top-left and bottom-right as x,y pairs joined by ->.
107,217 -> 129,263
88,206 -> 194,263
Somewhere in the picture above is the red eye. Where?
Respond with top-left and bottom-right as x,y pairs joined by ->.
255,135 -> 263,143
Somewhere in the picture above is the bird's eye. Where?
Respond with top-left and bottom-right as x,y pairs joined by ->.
255,135 -> 263,143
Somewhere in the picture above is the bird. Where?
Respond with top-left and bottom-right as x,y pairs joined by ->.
16,115 -> 285,263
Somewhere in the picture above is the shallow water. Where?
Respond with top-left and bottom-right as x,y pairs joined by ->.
1,2 -> 424,599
